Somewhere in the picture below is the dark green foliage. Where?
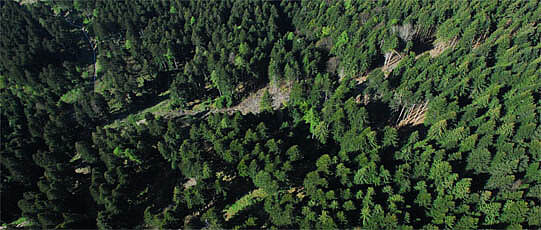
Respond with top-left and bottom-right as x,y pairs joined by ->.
2,0 -> 541,229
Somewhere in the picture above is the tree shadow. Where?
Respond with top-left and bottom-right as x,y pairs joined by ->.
411,38 -> 435,55
365,100 -> 393,128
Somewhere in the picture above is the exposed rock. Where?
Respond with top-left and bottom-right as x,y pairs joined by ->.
183,177 -> 197,189
75,166 -> 91,174
326,56 -> 339,74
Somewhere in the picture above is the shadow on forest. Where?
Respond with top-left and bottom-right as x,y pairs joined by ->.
105,70 -> 175,124
411,38 -> 435,55
74,45 -> 94,67
108,93 -> 170,123
379,122 -> 432,228
365,100 -> 393,128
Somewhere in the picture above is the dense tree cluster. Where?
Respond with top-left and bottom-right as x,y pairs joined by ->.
1,0 -> 540,229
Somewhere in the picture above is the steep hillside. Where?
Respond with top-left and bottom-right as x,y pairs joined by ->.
2,0 -> 540,229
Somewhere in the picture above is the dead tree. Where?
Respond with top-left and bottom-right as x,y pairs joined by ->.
396,101 -> 429,127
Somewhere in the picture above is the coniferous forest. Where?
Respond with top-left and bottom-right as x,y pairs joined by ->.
1,0 -> 541,229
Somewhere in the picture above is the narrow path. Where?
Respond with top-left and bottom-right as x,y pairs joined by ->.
62,11 -> 98,84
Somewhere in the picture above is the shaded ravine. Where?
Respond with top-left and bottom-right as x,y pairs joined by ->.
62,11 -> 98,84
109,38 -> 459,128
113,38 -> 460,128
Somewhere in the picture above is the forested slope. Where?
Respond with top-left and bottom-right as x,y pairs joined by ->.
1,0 -> 540,229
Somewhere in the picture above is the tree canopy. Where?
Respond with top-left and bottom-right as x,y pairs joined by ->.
1,0 -> 540,229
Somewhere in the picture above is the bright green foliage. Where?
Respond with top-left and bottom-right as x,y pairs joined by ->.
224,189 -> 267,221
2,0 -> 541,229
259,89 -> 273,112
169,6 -> 177,14
60,88 -> 83,104
113,147 -> 141,164
124,39 -> 132,50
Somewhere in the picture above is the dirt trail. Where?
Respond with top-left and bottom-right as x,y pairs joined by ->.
127,37 -> 461,128
161,81 -> 291,120
132,80 -> 293,126
141,39 -> 459,124
221,80 -> 291,115
423,37 -> 458,59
